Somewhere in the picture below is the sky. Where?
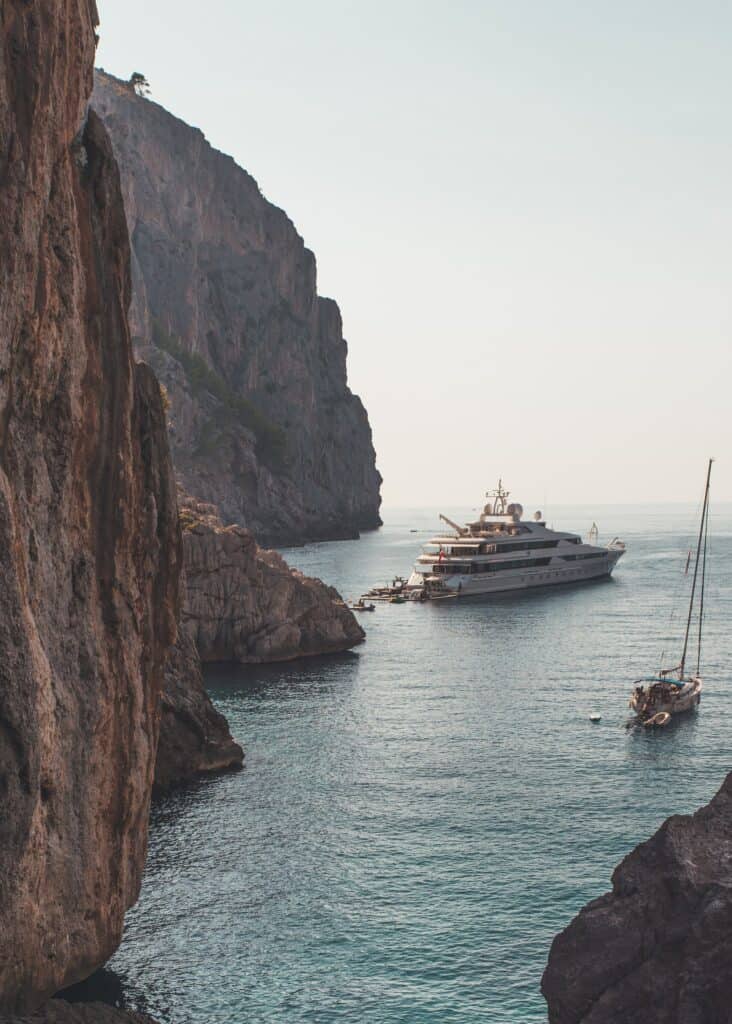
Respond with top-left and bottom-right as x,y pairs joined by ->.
96,1 -> 731,508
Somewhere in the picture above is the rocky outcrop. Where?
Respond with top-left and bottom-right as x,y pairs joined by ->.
155,629 -> 243,792
0,1001 -> 159,1023
542,773 -> 732,1024
91,70 -> 381,546
179,497 -> 364,663
0,1 -> 179,1013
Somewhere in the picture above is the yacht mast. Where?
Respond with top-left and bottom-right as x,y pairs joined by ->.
696,498 -> 710,675
680,458 -> 713,679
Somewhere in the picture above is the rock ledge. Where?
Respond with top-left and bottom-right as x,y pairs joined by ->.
179,497 -> 365,663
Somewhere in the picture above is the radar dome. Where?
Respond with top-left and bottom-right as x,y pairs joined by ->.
483,503 -> 493,515
507,503 -> 523,519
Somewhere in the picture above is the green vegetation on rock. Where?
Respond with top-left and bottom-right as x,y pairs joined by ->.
152,319 -> 286,469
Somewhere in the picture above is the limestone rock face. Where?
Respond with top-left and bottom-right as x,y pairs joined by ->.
156,629 -> 244,792
180,498 -> 365,663
542,773 -> 732,1024
0,1 -> 179,1012
91,70 -> 382,546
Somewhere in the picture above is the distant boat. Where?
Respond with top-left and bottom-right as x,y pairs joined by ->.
629,459 -> 712,725
404,480 -> 625,599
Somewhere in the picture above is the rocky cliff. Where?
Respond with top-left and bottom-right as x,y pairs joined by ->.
0,1 -> 179,1012
91,70 -> 381,546
179,497 -> 365,663
156,629 -> 243,792
542,773 -> 732,1024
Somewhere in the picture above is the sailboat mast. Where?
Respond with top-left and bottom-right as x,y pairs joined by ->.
680,458 -> 713,679
696,498 -> 709,675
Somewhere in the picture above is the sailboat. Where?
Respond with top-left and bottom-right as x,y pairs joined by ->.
629,459 -> 712,726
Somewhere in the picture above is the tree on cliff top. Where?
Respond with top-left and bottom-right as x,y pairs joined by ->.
129,72 -> 150,96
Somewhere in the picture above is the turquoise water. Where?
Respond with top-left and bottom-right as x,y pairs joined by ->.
108,505 -> 731,1023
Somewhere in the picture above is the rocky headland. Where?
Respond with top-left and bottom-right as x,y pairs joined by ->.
178,496 -> 365,664
0,0 -> 179,1012
542,772 -> 732,1024
156,627 -> 243,792
91,70 -> 381,546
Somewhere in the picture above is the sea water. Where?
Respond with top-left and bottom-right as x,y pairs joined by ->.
107,505 -> 732,1023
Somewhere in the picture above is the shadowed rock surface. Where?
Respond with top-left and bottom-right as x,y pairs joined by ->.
0,1001 -> 159,1024
179,496 -> 365,663
92,70 -> 381,546
156,629 -> 244,792
0,0 -> 179,1012
542,773 -> 732,1024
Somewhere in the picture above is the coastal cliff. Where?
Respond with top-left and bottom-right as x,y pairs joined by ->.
91,70 -> 381,546
542,773 -> 732,1024
0,0 -> 179,1012
179,497 -> 365,663
156,629 -> 243,792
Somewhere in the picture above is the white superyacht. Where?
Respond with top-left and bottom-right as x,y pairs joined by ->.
405,481 -> 625,599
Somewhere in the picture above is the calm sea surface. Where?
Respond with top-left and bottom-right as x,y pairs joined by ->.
108,504 -> 732,1023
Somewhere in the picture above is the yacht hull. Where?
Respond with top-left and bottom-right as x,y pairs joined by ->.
629,677 -> 702,718
409,550 -> 623,597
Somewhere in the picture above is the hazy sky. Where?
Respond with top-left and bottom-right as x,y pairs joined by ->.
96,1 -> 731,507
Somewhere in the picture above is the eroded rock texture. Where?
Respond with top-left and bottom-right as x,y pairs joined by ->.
0,1 -> 179,1012
92,70 -> 381,546
156,629 -> 243,792
179,496 -> 365,663
542,773 -> 732,1024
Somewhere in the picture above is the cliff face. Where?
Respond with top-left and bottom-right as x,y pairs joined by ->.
542,773 -> 732,1024
91,71 -> 381,546
0,1 -> 179,1012
156,629 -> 243,792
179,497 -> 365,663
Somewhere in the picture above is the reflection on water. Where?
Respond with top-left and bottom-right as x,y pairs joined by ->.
107,505 -> 732,1024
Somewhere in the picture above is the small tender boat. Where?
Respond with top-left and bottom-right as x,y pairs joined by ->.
643,711 -> 671,728
589,712 -> 602,723
349,600 -> 375,612
629,459 -> 712,725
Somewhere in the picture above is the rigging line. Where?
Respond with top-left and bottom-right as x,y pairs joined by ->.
696,496 -> 710,676
659,502 -> 700,672
681,458 -> 713,678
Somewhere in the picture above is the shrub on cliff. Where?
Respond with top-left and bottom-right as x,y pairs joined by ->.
151,319 -> 287,469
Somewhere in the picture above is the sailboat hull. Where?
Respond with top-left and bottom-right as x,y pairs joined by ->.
629,677 -> 702,719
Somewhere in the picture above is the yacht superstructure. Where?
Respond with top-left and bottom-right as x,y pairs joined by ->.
406,481 -> 625,599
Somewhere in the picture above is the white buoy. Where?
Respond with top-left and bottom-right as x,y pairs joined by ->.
589,713 -> 602,723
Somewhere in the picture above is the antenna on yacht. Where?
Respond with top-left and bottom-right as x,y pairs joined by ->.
486,479 -> 510,516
